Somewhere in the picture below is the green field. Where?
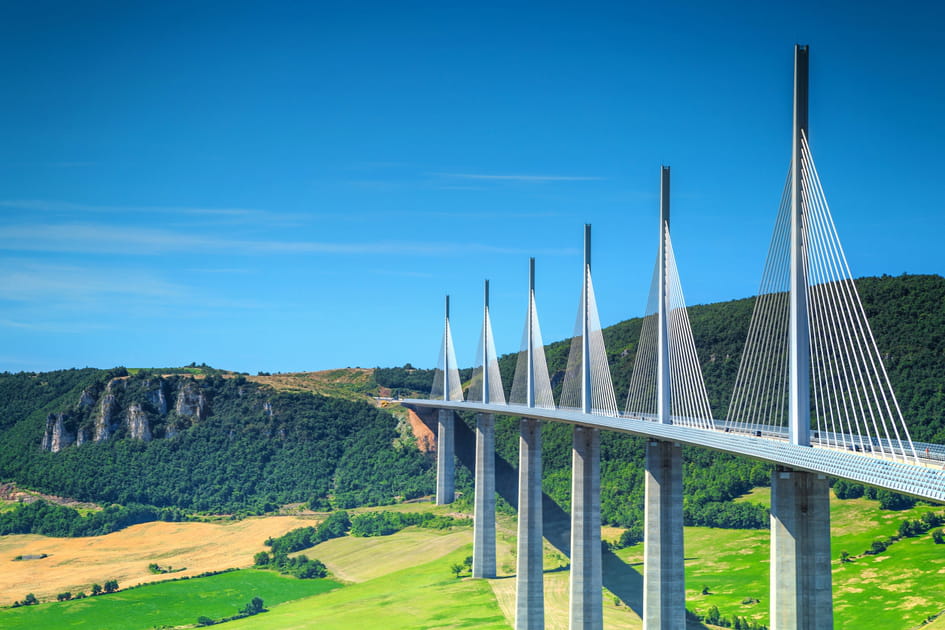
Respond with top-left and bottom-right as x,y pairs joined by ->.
672,488 -> 945,628
225,544 -> 511,630
1,494 -> 943,629
0,569 -> 341,629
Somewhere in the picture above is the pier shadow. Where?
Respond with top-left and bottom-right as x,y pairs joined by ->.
414,408 -> 644,615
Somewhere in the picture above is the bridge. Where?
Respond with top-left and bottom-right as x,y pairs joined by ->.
404,45 -> 945,630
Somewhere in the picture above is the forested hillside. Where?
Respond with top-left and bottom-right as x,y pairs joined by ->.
380,274 -> 945,532
377,274 -> 945,443
1,274 -> 941,534
0,371 -> 434,514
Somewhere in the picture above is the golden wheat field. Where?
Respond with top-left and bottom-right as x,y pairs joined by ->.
0,515 -> 317,602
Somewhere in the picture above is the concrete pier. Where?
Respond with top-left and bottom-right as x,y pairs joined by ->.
473,412 -> 496,578
770,468 -> 833,630
643,440 -> 685,630
516,418 -> 544,629
570,425 -> 602,630
435,409 -> 454,505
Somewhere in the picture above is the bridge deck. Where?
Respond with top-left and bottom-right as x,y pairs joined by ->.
403,399 -> 945,504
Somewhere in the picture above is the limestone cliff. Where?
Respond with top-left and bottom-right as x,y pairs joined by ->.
41,374 -> 231,452
41,413 -> 76,453
174,381 -> 208,420
125,403 -> 152,442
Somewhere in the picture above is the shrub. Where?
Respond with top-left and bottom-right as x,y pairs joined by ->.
617,524 -> 643,548
240,596 -> 265,616
12,593 -> 38,607
876,490 -> 916,511
899,519 -> 920,538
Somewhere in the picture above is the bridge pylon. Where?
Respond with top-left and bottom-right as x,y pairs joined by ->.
771,44 -> 833,630
472,280 -> 500,578
433,295 -> 461,505
515,258 -> 545,630
569,225 -> 603,630
643,166 -> 686,630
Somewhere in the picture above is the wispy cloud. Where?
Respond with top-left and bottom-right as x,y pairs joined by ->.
0,260 -> 184,302
0,259 -> 267,318
188,267 -> 253,274
0,223 -> 575,257
0,318 -> 109,333
369,269 -> 434,278
431,172 -> 605,182
0,199 -> 304,224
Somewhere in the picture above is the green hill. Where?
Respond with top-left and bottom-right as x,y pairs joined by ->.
1,274 -> 942,531
378,274 -> 945,443
386,274 -> 945,532
0,370 -> 434,517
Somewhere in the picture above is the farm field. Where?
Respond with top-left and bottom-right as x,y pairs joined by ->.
0,568 -> 340,629
1,494 -> 943,629
0,515 -> 316,602
676,488 -> 945,629
225,544 -> 511,630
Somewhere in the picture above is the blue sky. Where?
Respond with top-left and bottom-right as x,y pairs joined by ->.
1,1 -> 943,374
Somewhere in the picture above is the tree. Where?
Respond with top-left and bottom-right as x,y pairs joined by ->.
91,583 -> 102,596
933,529 -> 945,544
253,551 -> 270,566
103,579 -> 119,593
876,490 -> 916,511
706,605 -> 722,624
839,551 -> 851,563
240,596 -> 265,616
921,511 -> 943,529
197,616 -> 215,626
13,593 -> 39,607
57,592 -> 72,601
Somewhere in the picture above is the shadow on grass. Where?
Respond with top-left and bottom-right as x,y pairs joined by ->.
408,409 -> 709,629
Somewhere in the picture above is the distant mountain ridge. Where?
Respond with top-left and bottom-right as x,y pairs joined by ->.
1,273 -> 941,527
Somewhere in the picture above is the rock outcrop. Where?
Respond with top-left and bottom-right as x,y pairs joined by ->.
39,374 -> 270,453
146,380 -> 168,415
175,382 -> 208,420
41,413 -> 76,453
41,374 -> 235,452
95,391 -> 120,442
126,403 -> 152,442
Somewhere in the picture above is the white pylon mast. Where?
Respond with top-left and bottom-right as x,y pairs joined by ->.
482,280 -> 491,405
789,44 -> 811,446
527,258 -> 536,409
658,166 -> 672,425
444,295 -> 452,402
582,224 -> 592,414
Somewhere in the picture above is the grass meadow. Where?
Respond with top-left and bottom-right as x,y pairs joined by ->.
0,569 -> 341,629
1,492 -> 943,629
